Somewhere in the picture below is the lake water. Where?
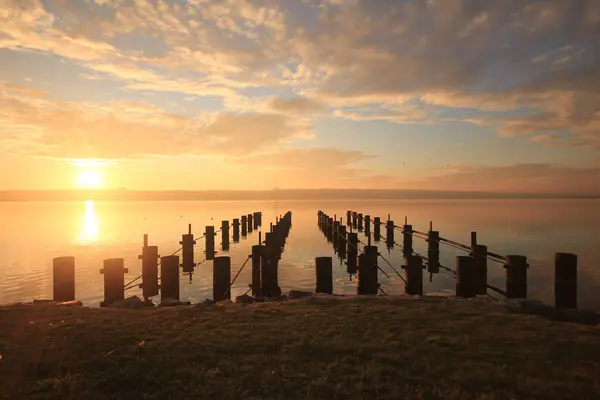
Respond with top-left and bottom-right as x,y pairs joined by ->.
0,199 -> 599,309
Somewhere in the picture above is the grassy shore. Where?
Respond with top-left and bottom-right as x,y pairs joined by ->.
1,297 -> 599,399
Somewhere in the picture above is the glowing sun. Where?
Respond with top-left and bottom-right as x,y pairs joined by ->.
76,168 -> 103,188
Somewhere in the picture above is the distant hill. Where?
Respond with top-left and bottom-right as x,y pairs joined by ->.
0,189 -> 597,202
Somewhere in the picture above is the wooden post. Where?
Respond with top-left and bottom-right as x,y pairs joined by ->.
251,245 -> 262,297
373,217 -> 381,241
471,232 -> 477,248
358,246 -> 378,295
138,242 -> 159,299
357,213 -> 363,231
241,215 -> 247,237
327,217 -> 334,242
352,212 -> 358,228
338,225 -> 347,260
403,224 -> 413,258
232,218 -> 240,243
333,220 -> 340,251
160,255 -> 179,301
205,226 -> 215,261
403,255 -> 424,295
386,220 -> 395,250
456,256 -> 476,298
179,225 -> 196,274
346,211 -> 351,226
504,255 -> 528,299
52,256 -> 75,302
472,245 -> 488,295
347,232 -> 358,275
213,256 -> 231,302
221,220 -> 230,251
364,215 -> 371,235
100,258 -> 128,307
315,257 -> 333,294
260,244 -> 280,297
247,213 -> 253,233
427,231 -> 440,274
555,253 -> 577,309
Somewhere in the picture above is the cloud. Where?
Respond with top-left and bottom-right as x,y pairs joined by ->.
0,81 -> 312,159
411,163 -> 600,195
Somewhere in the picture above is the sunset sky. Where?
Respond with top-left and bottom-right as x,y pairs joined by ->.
1,0 -> 599,194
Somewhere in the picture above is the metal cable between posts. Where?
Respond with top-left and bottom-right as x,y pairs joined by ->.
377,252 -> 407,284
225,255 -> 252,296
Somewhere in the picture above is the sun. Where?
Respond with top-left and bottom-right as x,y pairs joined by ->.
76,168 -> 103,189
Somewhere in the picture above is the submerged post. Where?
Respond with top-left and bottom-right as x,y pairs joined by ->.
346,211 -> 352,226
315,257 -> 333,294
373,217 -> 381,241
205,226 -> 215,261
347,232 -> 358,275
241,215 -> 248,237
53,256 -> 75,302
338,225 -> 347,260
247,213 -> 253,233
232,218 -> 240,243
357,213 -> 363,231
427,230 -> 440,274
138,240 -> 159,300
100,258 -> 128,307
160,255 -> 180,301
472,245 -> 488,295
386,220 -> 395,250
364,215 -> 371,235
213,256 -> 231,302
456,256 -> 476,298
221,220 -> 230,251
358,246 -> 378,295
403,255 -> 424,295
555,253 -> 577,309
180,225 -> 196,274
504,255 -> 528,299
251,245 -> 262,297
403,224 -> 413,258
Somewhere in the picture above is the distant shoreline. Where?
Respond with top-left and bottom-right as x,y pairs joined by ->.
1,189 -> 599,202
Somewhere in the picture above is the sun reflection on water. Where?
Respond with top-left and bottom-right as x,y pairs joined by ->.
78,201 -> 99,244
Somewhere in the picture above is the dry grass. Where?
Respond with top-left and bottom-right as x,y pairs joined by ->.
1,297 -> 599,399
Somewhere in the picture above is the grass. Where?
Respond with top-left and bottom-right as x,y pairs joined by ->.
1,297 -> 599,399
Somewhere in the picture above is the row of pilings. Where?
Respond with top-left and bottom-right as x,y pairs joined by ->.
52,211 -> 294,307
318,210 -> 579,310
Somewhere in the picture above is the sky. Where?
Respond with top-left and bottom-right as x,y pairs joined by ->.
1,0 -> 599,194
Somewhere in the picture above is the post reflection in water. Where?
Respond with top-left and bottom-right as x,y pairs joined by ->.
78,201 -> 100,244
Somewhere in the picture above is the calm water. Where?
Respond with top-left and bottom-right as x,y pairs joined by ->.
0,199 -> 599,309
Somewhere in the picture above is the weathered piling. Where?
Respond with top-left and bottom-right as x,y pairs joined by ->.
232,218 -> 240,243
251,245 -> 262,297
338,225 -> 347,260
352,212 -> 358,229
261,238 -> 280,298
100,258 -> 128,307
456,256 -> 477,298
403,224 -> 413,258
221,220 -> 230,251
358,246 -> 378,295
346,211 -> 352,226
374,217 -> 381,241
52,256 -> 75,302
555,253 -> 577,309
358,213 -> 363,231
403,255 -> 424,295
241,215 -> 248,237
180,224 -> 196,274
138,239 -> 159,299
327,217 -> 334,242
213,256 -> 231,302
472,244 -> 488,295
160,255 -> 179,301
386,220 -> 395,249
333,220 -> 340,251
505,255 -> 528,299
427,230 -> 440,274
347,232 -> 358,274
315,257 -> 333,294
365,215 -> 371,235
205,226 -> 215,261
247,213 -> 253,233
